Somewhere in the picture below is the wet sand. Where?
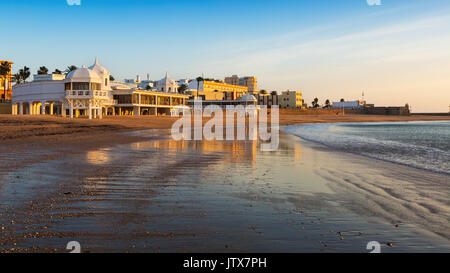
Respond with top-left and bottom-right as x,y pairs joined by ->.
0,126 -> 449,253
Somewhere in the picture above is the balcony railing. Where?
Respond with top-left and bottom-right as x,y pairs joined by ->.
66,91 -> 108,97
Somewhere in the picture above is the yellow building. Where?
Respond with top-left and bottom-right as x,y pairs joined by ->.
189,79 -> 248,100
278,90 -> 304,109
225,75 -> 258,93
0,60 -> 13,102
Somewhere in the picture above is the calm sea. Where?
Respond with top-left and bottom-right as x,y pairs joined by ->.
284,121 -> 450,175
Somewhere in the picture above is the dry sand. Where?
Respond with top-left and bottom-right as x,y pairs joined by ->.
1,113 -> 449,143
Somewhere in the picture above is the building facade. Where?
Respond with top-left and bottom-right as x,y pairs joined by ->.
278,90 -> 303,109
156,72 -> 179,93
12,58 -> 189,118
0,60 -> 13,102
188,79 -> 248,101
225,75 -> 258,93
113,89 -> 189,116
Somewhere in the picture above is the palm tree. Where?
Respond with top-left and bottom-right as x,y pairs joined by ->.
53,69 -> 62,74
109,75 -> 115,81
260,89 -> 268,95
37,66 -> 49,75
0,61 -> 10,77
271,91 -> 277,96
64,65 -> 77,75
195,76 -> 204,98
13,73 -> 22,85
312,98 -> 319,108
340,98 -> 345,102
19,66 -> 30,83
325,99 -> 331,108
178,84 -> 187,94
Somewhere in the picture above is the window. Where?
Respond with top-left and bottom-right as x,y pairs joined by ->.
72,82 -> 90,90
90,83 -> 101,90
78,91 -> 84,96
105,79 -> 108,86
113,94 -> 132,104
65,83 -> 71,90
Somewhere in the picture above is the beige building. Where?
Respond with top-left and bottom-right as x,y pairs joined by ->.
225,75 -> 258,93
112,89 -> 189,116
278,90 -> 304,109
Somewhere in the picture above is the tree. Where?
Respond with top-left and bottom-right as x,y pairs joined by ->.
271,91 -> 278,96
64,65 -> 77,75
178,84 -> 187,94
19,66 -> 31,83
37,66 -> 49,75
109,75 -> 115,81
340,98 -> 345,102
311,98 -> 319,108
260,89 -> 268,95
325,99 -> 331,108
195,76 -> 204,98
13,73 -> 22,85
53,69 -> 62,74
0,61 -> 10,77
146,85 -> 151,90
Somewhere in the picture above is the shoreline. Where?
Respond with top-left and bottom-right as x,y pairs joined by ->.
286,133 -> 450,243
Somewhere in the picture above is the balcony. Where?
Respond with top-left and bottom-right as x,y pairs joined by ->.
66,91 -> 110,98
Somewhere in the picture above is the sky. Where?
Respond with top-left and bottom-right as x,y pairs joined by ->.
1,0 -> 450,112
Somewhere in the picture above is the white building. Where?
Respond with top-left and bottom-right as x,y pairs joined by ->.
11,58 -> 190,118
12,58 -> 116,119
156,72 -> 179,93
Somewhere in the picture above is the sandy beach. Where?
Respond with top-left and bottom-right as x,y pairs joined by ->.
0,113 -> 449,253
1,113 -> 449,143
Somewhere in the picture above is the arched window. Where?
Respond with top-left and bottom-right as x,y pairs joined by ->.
168,87 -> 171,92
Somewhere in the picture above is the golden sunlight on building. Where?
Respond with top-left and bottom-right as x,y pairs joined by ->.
188,79 -> 248,100
225,75 -> 258,93
0,60 -> 13,114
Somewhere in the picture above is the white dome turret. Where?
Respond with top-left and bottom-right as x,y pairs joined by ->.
66,67 -> 102,82
89,57 -> 110,76
240,94 -> 257,102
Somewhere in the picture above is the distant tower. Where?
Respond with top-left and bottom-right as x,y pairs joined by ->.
136,75 -> 140,83
147,73 -> 150,81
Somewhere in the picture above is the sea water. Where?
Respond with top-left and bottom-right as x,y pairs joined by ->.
284,121 -> 450,175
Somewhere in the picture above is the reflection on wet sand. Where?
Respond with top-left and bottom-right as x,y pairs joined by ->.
0,129 -> 448,253
86,148 -> 112,165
